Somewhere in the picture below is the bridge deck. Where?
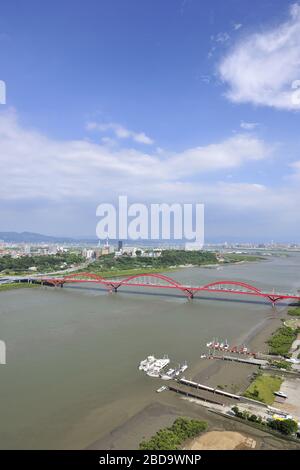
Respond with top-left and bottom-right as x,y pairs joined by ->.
36,272 -> 300,305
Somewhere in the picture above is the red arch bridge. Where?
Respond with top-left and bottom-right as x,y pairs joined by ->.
37,272 -> 300,306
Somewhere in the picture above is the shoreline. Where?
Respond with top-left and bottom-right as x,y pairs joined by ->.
86,306 -> 286,450
186,309 -> 283,394
0,256 -> 265,291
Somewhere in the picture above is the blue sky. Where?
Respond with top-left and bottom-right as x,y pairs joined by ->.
1,0 -> 300,241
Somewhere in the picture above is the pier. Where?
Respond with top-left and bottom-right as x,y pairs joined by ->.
178,378 -> 241,400
213,355 -> 268,366
167,385 -> 225,406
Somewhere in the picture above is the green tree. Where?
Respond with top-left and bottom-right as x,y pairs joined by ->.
268,419 -> 298,436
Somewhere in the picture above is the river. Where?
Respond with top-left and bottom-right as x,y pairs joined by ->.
0,253 -> 299,449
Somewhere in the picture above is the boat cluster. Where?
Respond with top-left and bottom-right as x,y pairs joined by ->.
138,355 -> 188,379
139,355 -> 170,377
206,339 -> 249,354
160,362 -> 188,380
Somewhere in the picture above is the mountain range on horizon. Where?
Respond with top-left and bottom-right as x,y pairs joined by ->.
0,231 -> 298,246
0,231 -> 94,243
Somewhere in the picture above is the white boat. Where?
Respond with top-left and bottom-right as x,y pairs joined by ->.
146,355 -> 170,377
274,391 -> 288,399
156,386 -> 167,393
179,362 -> 188,373
287,358 -> 300,364
161,368 -> 175,380
139,355 -> 156,371
161,375 -> 173,380
200,354 -> 207,359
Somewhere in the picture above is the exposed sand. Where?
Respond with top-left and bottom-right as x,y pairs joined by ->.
87,308 -> 298,450
186,431 -> 256,450
188,313 -> 284,395
87,398 -> 300,450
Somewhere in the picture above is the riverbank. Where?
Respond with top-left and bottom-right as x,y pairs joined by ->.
87,392 -> 300,451
187,310 -> 284,394
87,306 -> 287,450
0,254 -> 265,291
0,282 -> 39,292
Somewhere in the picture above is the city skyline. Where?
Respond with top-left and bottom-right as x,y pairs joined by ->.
1,0 -> 300,242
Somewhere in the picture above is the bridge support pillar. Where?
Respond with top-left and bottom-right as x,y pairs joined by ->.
108,286 -> 118,294
268,296 -> 281,307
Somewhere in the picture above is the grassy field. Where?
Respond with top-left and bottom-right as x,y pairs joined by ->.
221,253 -> 264,263
78,266 -> 178,278
267,325 -> 299,357
243,374 -> 283,405
288,306 -> 300,317
0,282 -> 39,292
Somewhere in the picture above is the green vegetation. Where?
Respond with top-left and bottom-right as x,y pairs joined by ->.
232,406 -> 263,424
0,253 -> 84,275
268,419 -> 298,436
267,325 -> 299,357
232,407 -> 298,436
139,417 -> 208,450
243,373 -> 283,404
0,282 -> 39,292
288,306 -> 300,317
88,267 -> 177,278
221,253 -> 264,263
271,360 -> 292,370
84,250 -> 218,276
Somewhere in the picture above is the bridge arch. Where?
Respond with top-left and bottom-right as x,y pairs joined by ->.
39,272 -> 299,304
112,272 -> 196,298
63,272 -> 106,283
200,280 -> 263,294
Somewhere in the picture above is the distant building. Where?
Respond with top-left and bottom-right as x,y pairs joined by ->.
122,246 -> 144,257
24,244 -> 31,255
100,237 -> 114,255
118,240 -> 123,251
82,249 -> 96,260
101,245 -> 110,255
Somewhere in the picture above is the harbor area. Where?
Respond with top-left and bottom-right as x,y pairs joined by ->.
137,326 -> 300,440
139,355 -> 188,379
89,313 -> 300,450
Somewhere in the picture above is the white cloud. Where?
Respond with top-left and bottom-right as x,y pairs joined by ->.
0,110 -> 271,204
233,23 -> 242,31
290,160 -> 300,179
2,109 -> 300,239
171,134 -> 271,176
86,121 -> 154,145
208,31 -> 230,58
240,121 -> 259,130
219,3 -> 300,110
215,32 -> 230,43
199,74 -> 211,84
3,109 -> 300,239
